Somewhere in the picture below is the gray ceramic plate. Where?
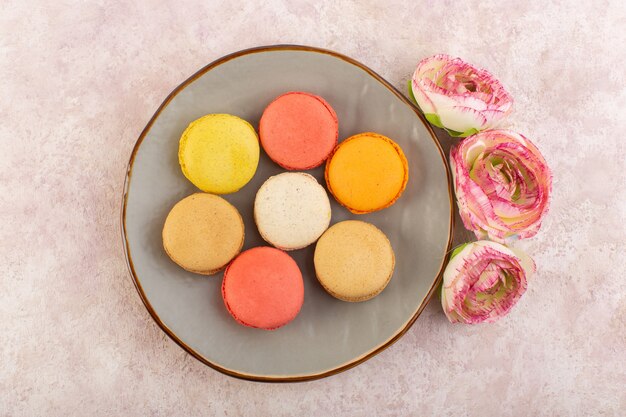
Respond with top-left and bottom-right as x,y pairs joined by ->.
122,45 -> 453,382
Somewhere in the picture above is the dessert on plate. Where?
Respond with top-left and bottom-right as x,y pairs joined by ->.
179,113 -> 259,194
222,246 -> 304,330
259,91 -> 338,170
162,193 -> 245,275
325,132 -> 408,214
254,172 -> 331,250
314,220 -> 395,302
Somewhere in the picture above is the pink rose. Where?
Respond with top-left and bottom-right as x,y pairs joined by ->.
442,241 -> 534,324
451,129 -> 552,243
410,54 -> 513,137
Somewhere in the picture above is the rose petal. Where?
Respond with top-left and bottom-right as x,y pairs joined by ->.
438,106 -> 488,133
411,79 -> 437,114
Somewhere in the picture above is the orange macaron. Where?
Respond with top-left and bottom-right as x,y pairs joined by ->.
325,132 -> 409,214
221,247 -> 304,330
259,92 -> 338,170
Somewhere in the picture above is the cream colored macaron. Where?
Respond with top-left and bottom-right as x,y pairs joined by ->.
314,220 -> 395,302
162,193 -> 244,275
254,172 -> 331,250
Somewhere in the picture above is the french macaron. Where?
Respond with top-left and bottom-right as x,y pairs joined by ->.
162,193 -> 244,275
259,91 -> 338,170
325,132 -> 408,214
314,220 -> 395,302
254,172 -> 331,251
222,246 -> 304,330
179,113 -> 259,194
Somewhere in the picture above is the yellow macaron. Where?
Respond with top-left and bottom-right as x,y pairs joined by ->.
314,220 -> 395,302
179,114 -> 259,194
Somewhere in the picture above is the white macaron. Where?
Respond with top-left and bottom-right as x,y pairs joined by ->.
254,172 -> 331,250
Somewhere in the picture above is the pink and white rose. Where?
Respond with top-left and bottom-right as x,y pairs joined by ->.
451,129 -> 552,243
410,54 -> 513,137
442,241 -> 534,324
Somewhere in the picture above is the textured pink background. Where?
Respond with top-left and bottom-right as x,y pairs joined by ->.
1,1 -> 625,415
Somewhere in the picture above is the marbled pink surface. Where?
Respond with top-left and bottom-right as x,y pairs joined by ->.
1,1 -> 625,415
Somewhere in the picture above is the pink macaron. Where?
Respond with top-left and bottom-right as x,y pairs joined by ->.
259,91 -> 338,170
221,246 -> 304,330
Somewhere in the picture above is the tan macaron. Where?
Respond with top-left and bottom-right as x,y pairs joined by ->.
314,220 -> 395,302
162,193 -> 244,275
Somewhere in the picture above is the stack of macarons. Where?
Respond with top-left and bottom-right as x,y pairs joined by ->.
161,91 -> 409,330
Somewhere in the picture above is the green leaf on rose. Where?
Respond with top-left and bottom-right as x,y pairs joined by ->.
446,127 -> 480,137
407,79 -> 417,104
450,242 -> 472,259
424,113 -> 444,128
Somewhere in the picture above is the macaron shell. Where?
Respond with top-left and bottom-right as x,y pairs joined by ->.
254,172 -> 331,250
259,92 -> 338,170
314,220 -> 395,302
179,114 -> 259,194
222,247 -> 304,330
162,193 -> 245,275
325,132 -> 408,214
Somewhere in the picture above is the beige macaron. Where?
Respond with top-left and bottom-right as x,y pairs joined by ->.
254,172 -> 331,250
162,193 -> 244,275
314,220 -> 395,302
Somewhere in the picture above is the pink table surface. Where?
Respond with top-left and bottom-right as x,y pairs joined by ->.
1,1 -> 624,415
